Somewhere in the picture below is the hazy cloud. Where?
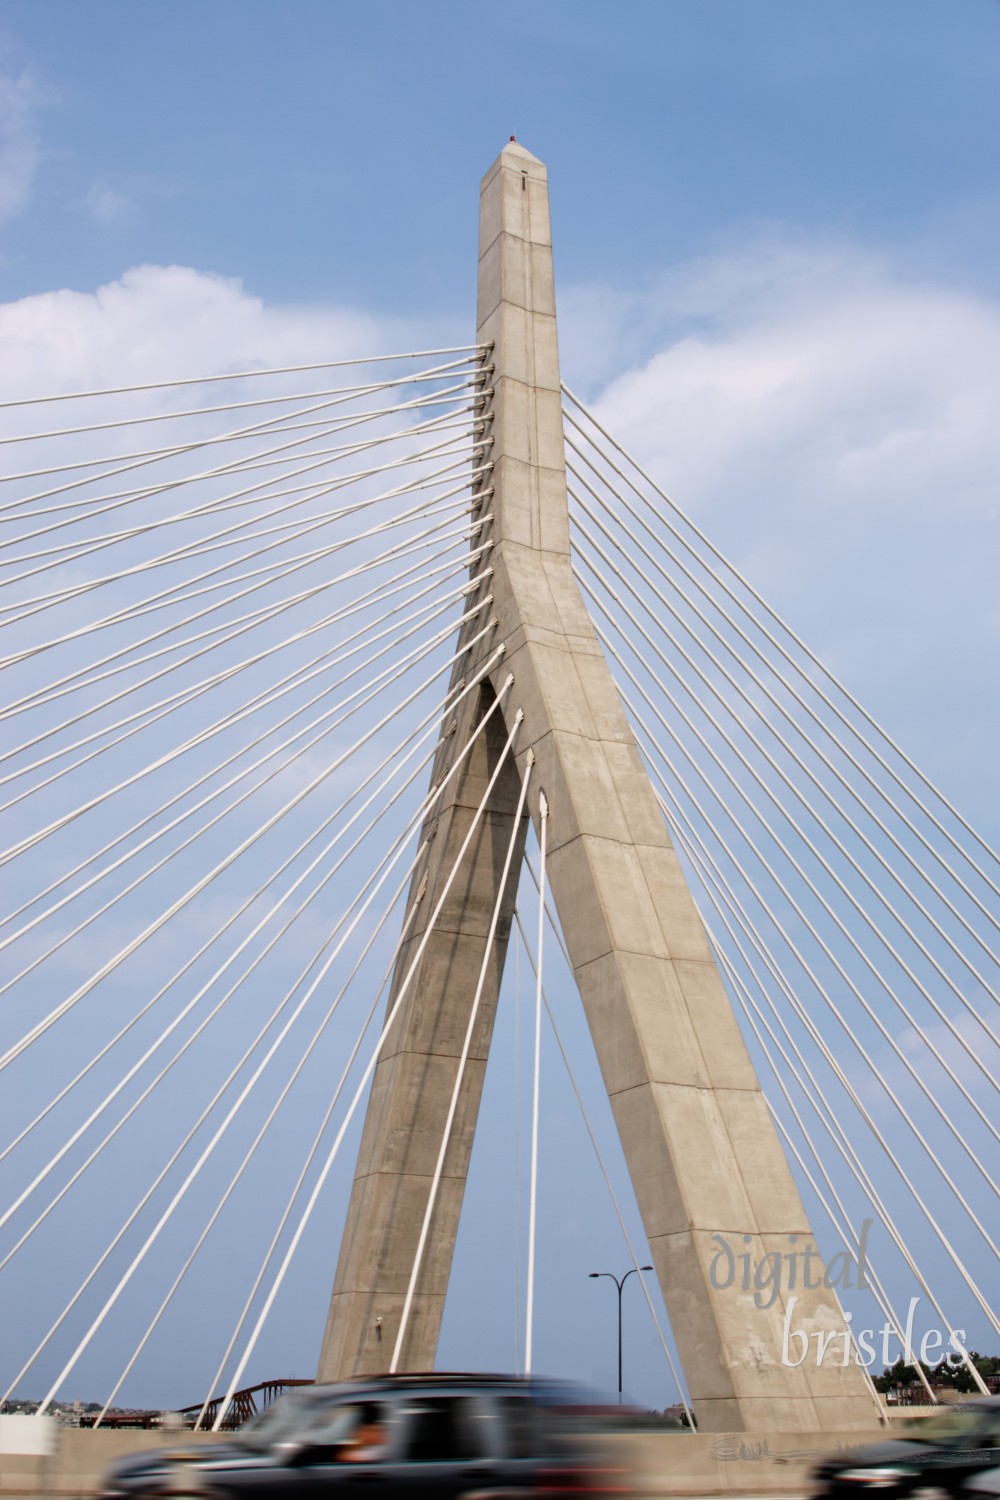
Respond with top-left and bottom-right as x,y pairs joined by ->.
585,238 -> 1000,539
563,236 -> 1000,826
4,241 -> 997,822
84,181 -> 134,227
0,262 -> 410,403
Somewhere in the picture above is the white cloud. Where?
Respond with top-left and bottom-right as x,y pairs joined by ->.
0,262 -> 411,404
562,236 -> 1000,828
560,243 -> 1000,1339
84,181 -> 134,228
585,242 -> 1000,537
3,237 -> 997,1400
4,243 -> 996,824
0,63 -> 42,225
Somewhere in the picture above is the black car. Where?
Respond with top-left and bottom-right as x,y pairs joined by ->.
963,1462 -> 1000,1500
812,1397 -> 1000,1500
98,1373 -> 618,1500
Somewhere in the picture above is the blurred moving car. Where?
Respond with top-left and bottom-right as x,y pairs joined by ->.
98,1373 -> 620,1499
811,1397 -> 1000,1500
962,1461 -> 1000,1500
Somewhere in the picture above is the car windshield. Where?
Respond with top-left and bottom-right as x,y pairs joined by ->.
238,1394 -> 327,1451
905,1409 -> 1000,1443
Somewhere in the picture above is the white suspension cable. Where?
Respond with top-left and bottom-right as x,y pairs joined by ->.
0,393 -> 479,578
0,641 -> 504,1185
0,498 -> 481,782
1,347 -> 485,409
646,751 -> 990,1391
0,558 -> 493,945
0,430 -> 478,660
8,794 -> 425,1409
0,402 -> 476,509
94,838 -> 429,1425
606,651 -> 1000,1337
709,925 -> 909,1412
1,482 -> 483,724
3,375 -> 479,591
0,451 -> 485,671
0,664 -> 462,1232
5,570 -> 495,948
1,393 -> 476,550
1,733 -> 436,1266
568,465 -> 1000,1052
0,418 -> 477,612
0,366 -> 481,458
195,660 -> 509,1427
0,589 -> 493,1046
711,932 -> 937,1404
0,616 -> 501,1072
1,475 -> 484,721
572,508 -> 1000,1100
5,363 -> 478,522
762,1098 -> 924,1412
390,743 -> 532,1371
512,904 -> 692,1423
523,789 -> 548,1379
211,695 -> 522,1428
577,560 -> 1000,1195
513,933 -> 523,1375
32,719 -> 474,1419
3,670 -> 511,1410
195,861 -> 430,1428
562,391 -> 1000,898
0,530 -> 491,866
586,643 -> 1000,1271
653,776 -> 948,1401
0,526 -> 474,799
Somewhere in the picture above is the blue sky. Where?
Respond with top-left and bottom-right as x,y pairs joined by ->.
2,0 -> 997,771
1,0 -> 999,1417
5,1 -> 1000,315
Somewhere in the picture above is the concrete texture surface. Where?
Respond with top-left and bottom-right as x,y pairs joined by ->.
0,1424 -> 885,1499
317,142 -> 877,1432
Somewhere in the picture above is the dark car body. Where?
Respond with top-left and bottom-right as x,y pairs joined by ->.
812,1398 -> 1000,1500
963,1463 -> 1000,1500
98,1374 -> 617,1500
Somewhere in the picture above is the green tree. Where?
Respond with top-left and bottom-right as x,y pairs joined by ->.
874,1353 -> 998,1395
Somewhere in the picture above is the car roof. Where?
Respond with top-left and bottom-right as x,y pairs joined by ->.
302,1374 -> 588,1402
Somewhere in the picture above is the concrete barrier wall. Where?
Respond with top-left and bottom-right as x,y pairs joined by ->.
0,1426 -> 888,1498
0,1428 -> 215,1499
605,1429 -> 885,1495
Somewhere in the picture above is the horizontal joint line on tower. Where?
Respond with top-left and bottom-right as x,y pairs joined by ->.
607,1079 -> 767,1103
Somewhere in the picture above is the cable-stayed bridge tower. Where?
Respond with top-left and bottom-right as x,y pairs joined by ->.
317,142 -> 875,1431
4,141 -> 997,1443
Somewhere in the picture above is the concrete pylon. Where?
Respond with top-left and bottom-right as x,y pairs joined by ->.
318,142 -> 877,1432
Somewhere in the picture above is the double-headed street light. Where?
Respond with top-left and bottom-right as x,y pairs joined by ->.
588,1265 -> 654,1403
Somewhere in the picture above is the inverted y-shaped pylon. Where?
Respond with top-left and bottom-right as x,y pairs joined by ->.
317,142 -> 876,1433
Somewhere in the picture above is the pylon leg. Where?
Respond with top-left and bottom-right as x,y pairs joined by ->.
321,142 -> 878,1433
316,673 -> 527,1379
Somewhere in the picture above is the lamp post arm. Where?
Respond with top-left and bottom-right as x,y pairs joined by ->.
589,1267 -> 651,1403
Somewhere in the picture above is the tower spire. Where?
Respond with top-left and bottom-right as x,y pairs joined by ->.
319,144 -> 876,1432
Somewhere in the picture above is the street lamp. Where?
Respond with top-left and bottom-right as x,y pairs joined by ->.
588,1265 -> 653,1403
